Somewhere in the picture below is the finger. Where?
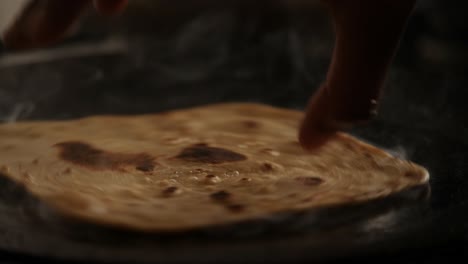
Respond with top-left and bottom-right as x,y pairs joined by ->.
94,0 -> 128,15
2,0 -> 91,50
299,83 -> 341,150
299,0 -> 417,150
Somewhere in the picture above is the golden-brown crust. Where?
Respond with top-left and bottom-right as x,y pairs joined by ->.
0,103 -> 429,232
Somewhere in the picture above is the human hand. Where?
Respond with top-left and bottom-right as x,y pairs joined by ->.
299,0 -> 417,150
2,0 -> 128,50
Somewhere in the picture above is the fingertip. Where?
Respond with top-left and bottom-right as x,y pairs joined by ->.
298,115 -> 337,152
94,0 -> 128,15
298,129 -> 330,152
298,87 -> 338,151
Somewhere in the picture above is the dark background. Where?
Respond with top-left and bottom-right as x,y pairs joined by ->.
0,0 -> 467,263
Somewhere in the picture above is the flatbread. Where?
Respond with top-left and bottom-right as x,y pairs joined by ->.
0,103 -> 429,232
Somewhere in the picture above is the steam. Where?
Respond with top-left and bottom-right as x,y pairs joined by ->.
2,102 -> 34,123
352,134 -> 414,160
152,14 -> 232,82
0,37 -> 128,68
384,145 -> 411,160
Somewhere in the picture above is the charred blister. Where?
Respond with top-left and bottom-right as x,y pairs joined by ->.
262,162 -> 274,171
55,141 -> 156,172
225,204 -> 245,213
260,161 -> 283,172
175,143 -> 247,164
209,190 -> 245,213
210,190 -> 231,202
242,120 -> 260,129
295,176 -> 324,186
136,163 -> 155,173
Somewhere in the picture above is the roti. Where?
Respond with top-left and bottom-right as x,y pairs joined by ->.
0,103 -> 429,232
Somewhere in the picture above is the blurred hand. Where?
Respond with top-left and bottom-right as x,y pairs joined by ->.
2,0 -> 417,151
2,0 -> 127,50
299,0 -> 417,150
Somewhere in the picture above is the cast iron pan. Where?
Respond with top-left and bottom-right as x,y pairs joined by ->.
0,2 -> 467,263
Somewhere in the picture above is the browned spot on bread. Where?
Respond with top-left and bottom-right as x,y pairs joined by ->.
344,142 -> 355,151
242,120 -> 260,128
262,162 -> 274,171
136,163 -> 154,172
175,144 -> 246,164
55,141 -> 155,172
295,176 -> 324,186
226,204 -> 245,213
210,190 -> 231,201
209,190 -> 244,212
